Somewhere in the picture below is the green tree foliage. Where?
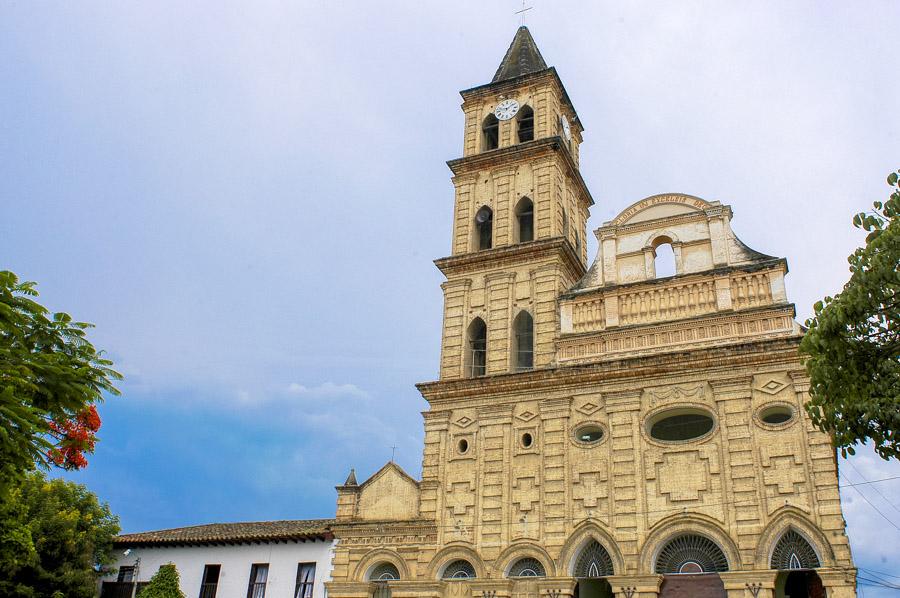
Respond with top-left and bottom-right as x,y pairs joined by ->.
0,270 -> 121,485
0,471 -> 120,598
801,170 -> 900,459
139,563 -> 186,598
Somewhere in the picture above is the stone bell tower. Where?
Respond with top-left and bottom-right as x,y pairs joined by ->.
437,26 -> 594,380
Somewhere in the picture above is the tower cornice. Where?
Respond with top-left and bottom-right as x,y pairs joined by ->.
447,136 -> 594,207
434,237 -> 585,280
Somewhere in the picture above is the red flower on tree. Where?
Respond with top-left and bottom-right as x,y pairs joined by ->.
47,405 -> 101,470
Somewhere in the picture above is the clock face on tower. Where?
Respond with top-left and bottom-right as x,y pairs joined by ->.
494,99 -> 520,121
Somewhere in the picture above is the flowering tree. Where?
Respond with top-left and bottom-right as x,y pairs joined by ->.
0,270 -> 121,484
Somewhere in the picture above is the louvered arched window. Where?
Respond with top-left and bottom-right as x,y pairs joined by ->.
509,558 -> 545,577
574,540 -> 615,578
654,534 -> 729,574
771,530 -> 820,570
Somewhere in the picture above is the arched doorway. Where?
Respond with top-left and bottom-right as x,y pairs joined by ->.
572,540 -> 614,598
775,571 -> 825,598
655,534 -> 729,598
771,529 -> 824,598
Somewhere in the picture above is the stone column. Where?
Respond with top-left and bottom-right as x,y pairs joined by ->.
440,279 -> 472,380
719,570 -> 778,598
597,227 -> 618,286
818,568 -> 858,598
476,404 -> 514,559
532,264 -> 561,368
485,272 -> 515,375
492,167 -> 517,247
539,397 -> 573,551
606,574 -> 662,598
705,205 -> 732,267
452,173 -> 479,254
710,376 -> 759,566
605,389 -> 645,571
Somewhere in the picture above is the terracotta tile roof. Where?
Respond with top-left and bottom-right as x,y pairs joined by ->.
114,518 -> 334,546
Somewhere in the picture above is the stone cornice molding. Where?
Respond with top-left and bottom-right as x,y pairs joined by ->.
418,337 -> 803,405
436,237 -> 584,281
447,137 -> 593,207
560,261 -> 787,301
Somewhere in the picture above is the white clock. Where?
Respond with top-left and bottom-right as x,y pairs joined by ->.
560,115 -> 572,141
494,99 -> 520,121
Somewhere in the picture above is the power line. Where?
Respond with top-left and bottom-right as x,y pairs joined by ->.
844,458 -> 900,514
859,567 -> 900,581
414,475 -> 900,531
839,471 -> 900,533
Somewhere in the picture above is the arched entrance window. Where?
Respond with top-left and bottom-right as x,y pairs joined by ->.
515,197 -> 534,243
512,311 -> 534,372
482,114 -> 499,151
654,534 -> 729,573
369,563 -> 400,581
508,558 -> 545,578
474,206 -> 493,250
517,106 -> 534,143
771,529 -> 820,570
368,563 -> 399,598
465,318 -> 487,378
442,560 -> 476,579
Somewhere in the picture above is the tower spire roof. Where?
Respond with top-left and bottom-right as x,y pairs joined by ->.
492,26 -> 548,83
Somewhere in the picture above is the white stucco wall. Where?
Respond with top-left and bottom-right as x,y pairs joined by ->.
100,539 -> 335,598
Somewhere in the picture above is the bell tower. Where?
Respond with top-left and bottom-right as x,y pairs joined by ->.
436,26 -> 594,380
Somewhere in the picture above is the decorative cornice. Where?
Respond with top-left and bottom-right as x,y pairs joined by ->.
435,237 -> 584,281
560,260 -> 787,301
417,336 -> 804,404
447,137 -> 593,206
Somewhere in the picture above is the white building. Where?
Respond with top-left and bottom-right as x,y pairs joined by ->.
99,518 -> 335,598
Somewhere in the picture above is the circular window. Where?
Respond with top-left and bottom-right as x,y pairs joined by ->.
648,409 -> 715,442
521,432 -> 533,448
574,424 -> 604,444
457,438 -> 469,454
760,405 -> 794,426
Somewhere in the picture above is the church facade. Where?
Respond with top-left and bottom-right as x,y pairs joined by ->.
325,27 -> 857,598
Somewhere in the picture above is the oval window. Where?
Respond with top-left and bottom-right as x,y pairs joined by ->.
457,438 -> 469,454
760,405 -> 794,425
521,432 -> 533,448
649,410 -> 714,442
575,424 -> 604,444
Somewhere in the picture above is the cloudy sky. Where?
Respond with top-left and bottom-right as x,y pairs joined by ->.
2,1 -> 899,592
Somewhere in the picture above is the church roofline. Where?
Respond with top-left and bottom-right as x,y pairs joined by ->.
447,136 -> 594,206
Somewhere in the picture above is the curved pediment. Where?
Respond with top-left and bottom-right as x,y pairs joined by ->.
609,193 -> 714,226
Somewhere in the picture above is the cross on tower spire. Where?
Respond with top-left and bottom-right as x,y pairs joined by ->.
515,1 -> 533,26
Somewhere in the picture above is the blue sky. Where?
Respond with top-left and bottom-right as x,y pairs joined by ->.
2,1 -> 899,592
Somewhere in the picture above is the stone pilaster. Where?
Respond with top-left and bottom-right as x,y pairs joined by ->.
606,389 -> 644,571
710,376 -> 759,567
